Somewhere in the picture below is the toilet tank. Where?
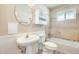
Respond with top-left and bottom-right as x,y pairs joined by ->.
29,31 -> 46,43
37,31 -> 46,43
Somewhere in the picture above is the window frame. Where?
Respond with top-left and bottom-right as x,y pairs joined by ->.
65,9 -> 76,20
56,8 -> 76,21
57,11 -> 65,21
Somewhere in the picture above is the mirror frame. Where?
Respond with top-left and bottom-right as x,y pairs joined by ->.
14,4 -> 33,25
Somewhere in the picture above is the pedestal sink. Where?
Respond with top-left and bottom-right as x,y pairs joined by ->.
17,35 -> 39,54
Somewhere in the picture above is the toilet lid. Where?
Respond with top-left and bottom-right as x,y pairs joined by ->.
43,41 -> 58,50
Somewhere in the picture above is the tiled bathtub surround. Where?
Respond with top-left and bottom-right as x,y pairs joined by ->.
49,4 -> 79,41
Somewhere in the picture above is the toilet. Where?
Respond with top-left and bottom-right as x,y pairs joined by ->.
43,41 -> 58,54
36,31 -> 58,54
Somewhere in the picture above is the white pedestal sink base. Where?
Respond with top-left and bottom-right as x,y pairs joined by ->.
17,34 -> 39,54
26,45 -> 33,54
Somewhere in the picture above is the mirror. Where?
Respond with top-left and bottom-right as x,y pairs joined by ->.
14,4 -> 32,25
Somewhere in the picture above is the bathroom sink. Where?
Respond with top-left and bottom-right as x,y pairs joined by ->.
17,35 -> 39,46
17,34 -> 39,54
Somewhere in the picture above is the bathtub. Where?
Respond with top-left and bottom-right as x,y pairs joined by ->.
49,37 -> 79,48
48,37 -> 79,53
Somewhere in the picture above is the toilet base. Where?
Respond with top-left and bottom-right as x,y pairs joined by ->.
43,48 -> 56,54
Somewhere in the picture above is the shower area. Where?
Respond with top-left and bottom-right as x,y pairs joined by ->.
47,4 -> 79,54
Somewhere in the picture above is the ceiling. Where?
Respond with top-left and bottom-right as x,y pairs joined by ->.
43,4 -> 62,8
28,4 -> 62,9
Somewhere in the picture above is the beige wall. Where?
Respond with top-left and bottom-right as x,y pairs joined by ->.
0,4 -> 45,35
50,4 -> 79,41
1,4 -> 79,41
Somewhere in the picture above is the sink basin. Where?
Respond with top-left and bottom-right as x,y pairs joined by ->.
17,34 -> 39,54
17,35 -> 39,46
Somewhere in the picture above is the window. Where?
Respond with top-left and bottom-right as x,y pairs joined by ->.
57,9 -> 76,21
66,9 -> 76,20
57,11 -> 65,21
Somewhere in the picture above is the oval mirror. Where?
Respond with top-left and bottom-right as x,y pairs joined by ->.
14,4 -> 32,25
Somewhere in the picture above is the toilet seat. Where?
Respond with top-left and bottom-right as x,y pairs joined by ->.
43,41 -> 58,50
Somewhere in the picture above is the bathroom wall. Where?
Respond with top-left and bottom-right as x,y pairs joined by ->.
0,4 -> 45,35
50,4 -> 79,41
0,4 -> 47,53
